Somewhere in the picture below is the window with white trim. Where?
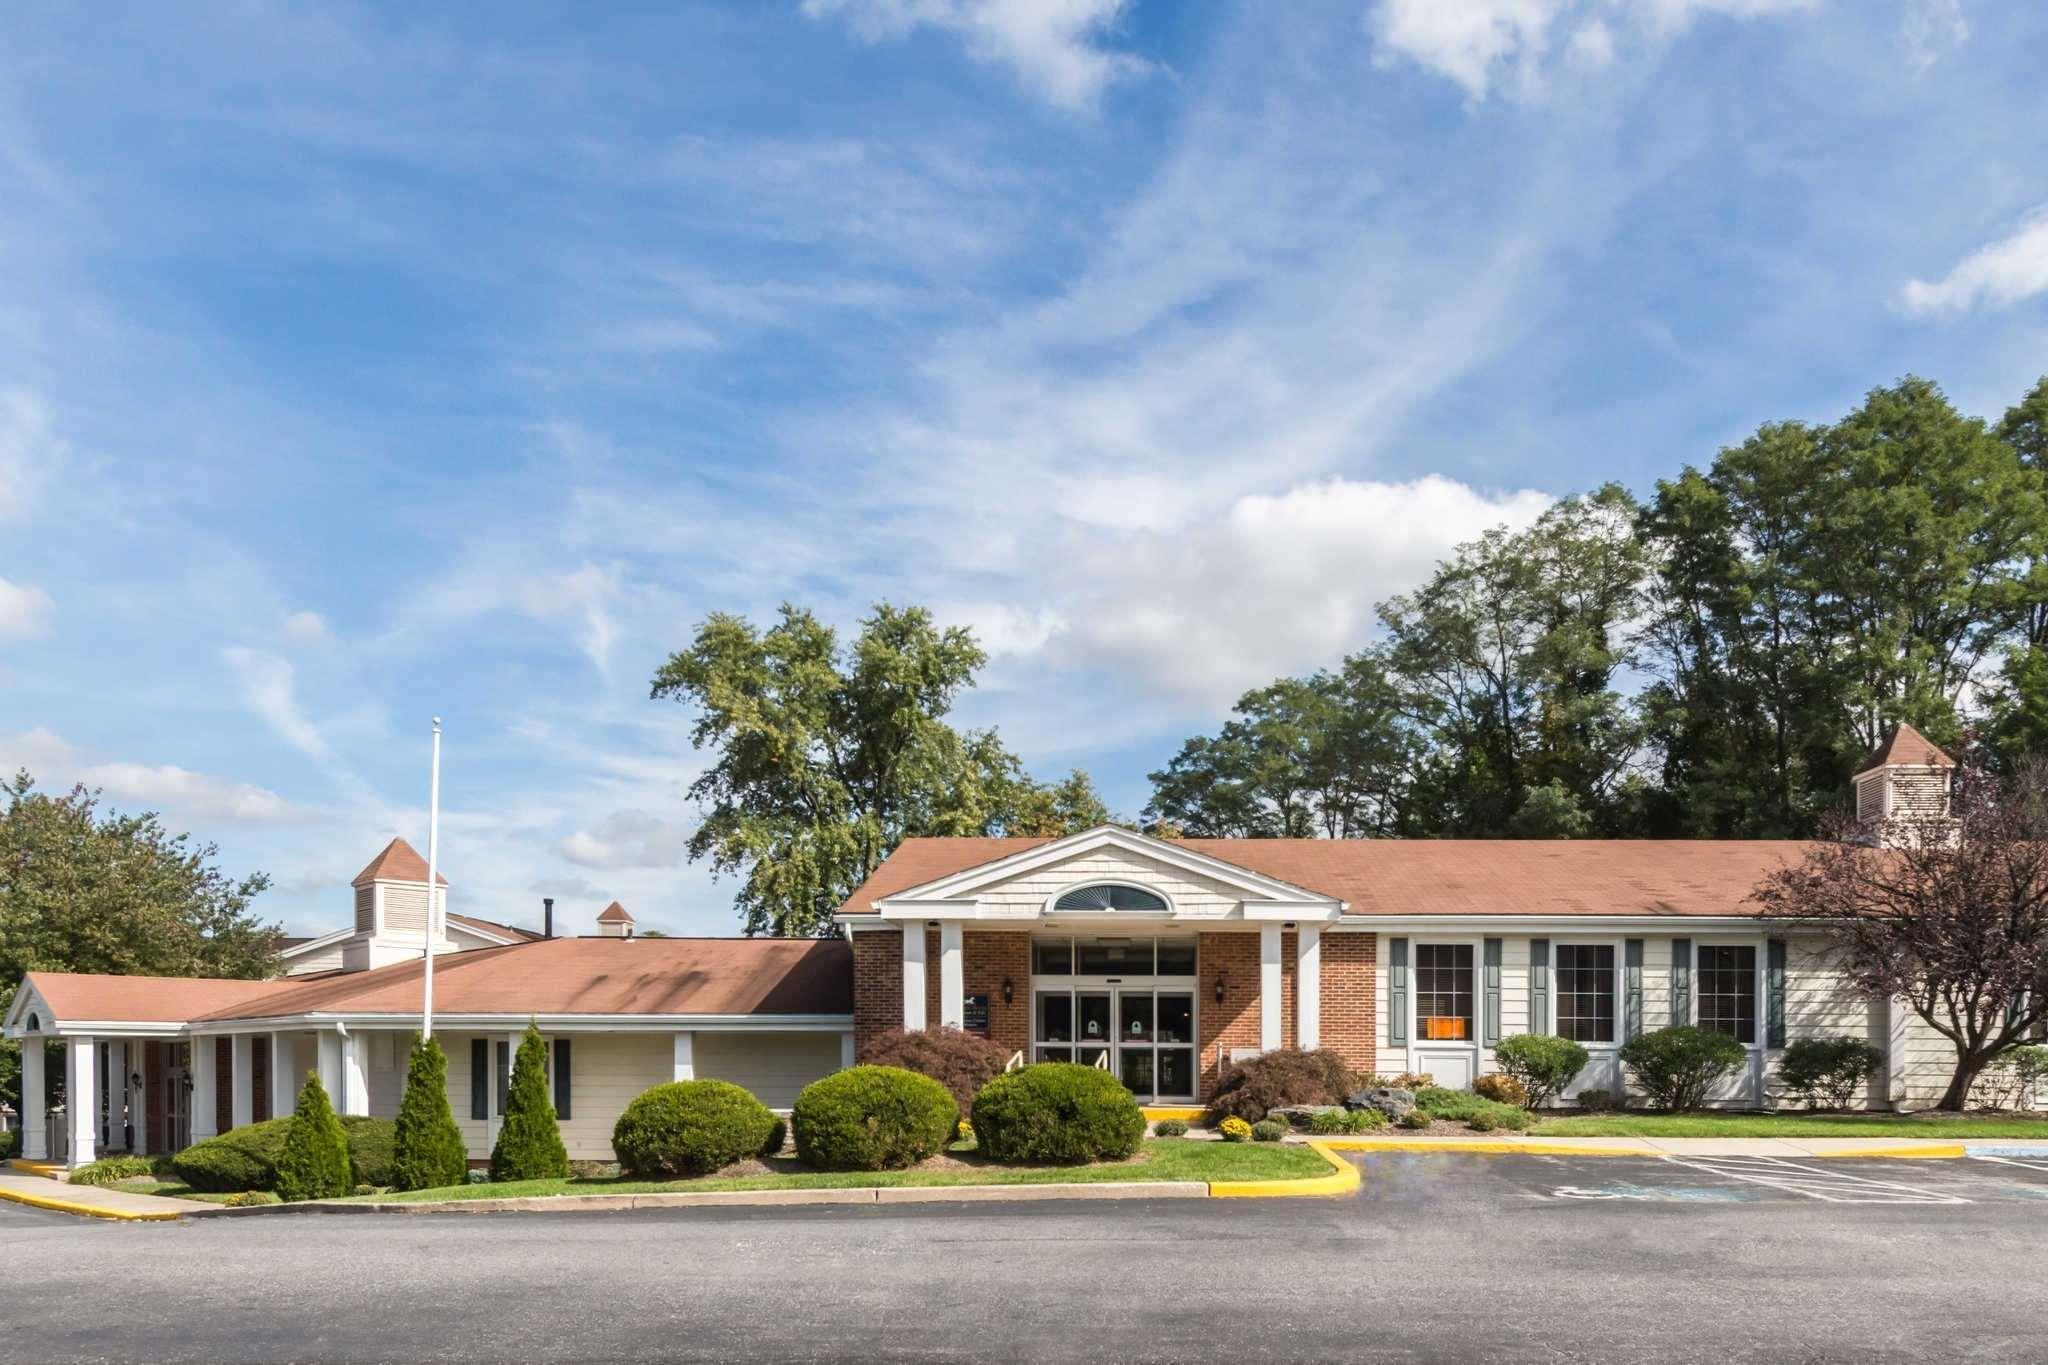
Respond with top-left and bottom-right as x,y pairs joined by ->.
1554,944 -> 1616,1044
1697,945 -> 1758,1044
1414,943 -> 1474,1042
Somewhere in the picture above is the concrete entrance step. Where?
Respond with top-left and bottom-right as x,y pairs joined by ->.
0,1169 -> 209,1220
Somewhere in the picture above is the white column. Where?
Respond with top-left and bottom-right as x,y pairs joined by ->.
316,1030 -> 344,1107
672,1031 -> 696,1082
902,926 -> 928,1031
190,1036 -> 218,1144
1296,925 -> 1322,1051
66,1036 -> 97,1168
938,922 -> 965,1030
230,1034 -> 255,1130
1259,925 -> 1283,1053
342,1032 -> 371,1117
104,1040 -> 126,1150
271,1032 -> 298,1112
840,1032 -> 856,1071
20,1039 -> 47,1160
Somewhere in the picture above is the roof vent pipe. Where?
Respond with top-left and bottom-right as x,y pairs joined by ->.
543,898 -> 555,940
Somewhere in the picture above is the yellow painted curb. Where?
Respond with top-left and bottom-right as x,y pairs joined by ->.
1208,1140 -> 1360,1198
1142,1106 -> 1204,1122
0,1185 -> 185,1222
1801,1144 -> 1968,1160
7,1158 -> 65,1179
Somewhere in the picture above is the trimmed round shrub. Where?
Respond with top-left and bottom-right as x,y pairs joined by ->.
223,1190 -> 280,1207
1780,1037 -> 1884,1110
971,1063 -> 1146,1165
1396,1110 -> 1430,1130
1575,1087 -> 1623,1113
168,1114 -> 395,1193
792,1065 -> 957,1172
1218,1116 -> 1253,1142
1472,1073 -> 1528,1107
1250,1118 -> 1287,1142
1467,1110 -> 1500,1132
862,1028 -> 1011,1115
1491,1034 -> 1589,1109
1619,1025 -> 1748,1111
1153,1118 -> 1190,1138
612,1079 -> 779,1179
1204,1048 -> 1359,1125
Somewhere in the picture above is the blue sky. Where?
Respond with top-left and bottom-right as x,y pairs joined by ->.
3,1 -> 2045,939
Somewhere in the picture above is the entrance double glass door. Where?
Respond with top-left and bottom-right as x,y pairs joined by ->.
1035,988 -> 1196,1101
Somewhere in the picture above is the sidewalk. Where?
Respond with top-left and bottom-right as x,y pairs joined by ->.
1309,1134 -> 2048,1159
0,1165 -> 209,1221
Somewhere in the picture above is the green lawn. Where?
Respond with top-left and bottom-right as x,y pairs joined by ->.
351,1139 -> 1328,1205
1535,1113 -> 2048,1138
108,1179 -> 254,1205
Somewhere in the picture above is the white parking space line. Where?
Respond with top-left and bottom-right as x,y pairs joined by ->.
1969,1155 -> 2048,1176
1657,1156 -> 1969,1204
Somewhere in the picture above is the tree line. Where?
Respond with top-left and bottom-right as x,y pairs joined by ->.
1147,375 -> 2048,842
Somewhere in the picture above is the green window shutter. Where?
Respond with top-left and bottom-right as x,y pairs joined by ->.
553,1039 -> 572,1121
1671,938 -> 1692,1028
1482,937 -> 1503,1047
1529,939 -> 1550,1034
495,1041 -> 510,1117
1388,938 -> 1409,1047
1624,939 -> 1644,1041
1766,939 -> 1787,1049
469,1039 -> 488,1121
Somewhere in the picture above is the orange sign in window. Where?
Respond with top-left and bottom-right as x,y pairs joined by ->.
1422,1016 -> 1468,1041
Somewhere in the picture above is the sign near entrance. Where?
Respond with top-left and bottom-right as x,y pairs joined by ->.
963,993 -> 989,1036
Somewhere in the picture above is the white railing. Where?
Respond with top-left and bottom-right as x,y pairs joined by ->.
1005,1051 -> 1026,1072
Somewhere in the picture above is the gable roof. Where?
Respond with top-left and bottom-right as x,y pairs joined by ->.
841,836 -> 1820,919
351,837 -> 449,887
14,972 -> 284,1026
194,936 -> 852,1021
447,912 -> 542,943
1856,722 -> 1957,774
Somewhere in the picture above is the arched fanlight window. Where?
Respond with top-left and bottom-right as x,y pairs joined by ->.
1052,883 -> 1169,913
25,1011 -> 40,1032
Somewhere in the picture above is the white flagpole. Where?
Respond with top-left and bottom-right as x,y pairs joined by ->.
423,717 -> 442,1041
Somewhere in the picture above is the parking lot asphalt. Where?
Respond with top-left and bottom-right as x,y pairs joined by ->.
3,1153 -> 2046,1363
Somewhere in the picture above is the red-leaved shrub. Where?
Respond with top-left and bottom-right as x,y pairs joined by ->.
863,1028 -> 1012,1113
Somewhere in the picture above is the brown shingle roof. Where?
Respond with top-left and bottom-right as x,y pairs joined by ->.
447,912 -> 542,942
351,837 -> 449,887
22,972 -> 285,1025
195,936 -> 852,1021
840,837 -> 1820,919
1856,722 -> 1956,774
595,901 -> 635,924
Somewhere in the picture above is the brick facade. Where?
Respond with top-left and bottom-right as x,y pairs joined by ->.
852,923 -> 1377,1098
851,929 -> 905,1061
1320,931 -> 1376,1076
962,930 -> 1032,1060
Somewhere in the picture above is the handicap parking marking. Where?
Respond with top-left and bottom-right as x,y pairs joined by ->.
1551,1180 -> 1754,1203
1655,1155 -> 1970,1205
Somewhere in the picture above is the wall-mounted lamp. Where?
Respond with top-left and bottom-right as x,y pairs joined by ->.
1001,976 -> 1014,1005
1213,972 -> 1227,1004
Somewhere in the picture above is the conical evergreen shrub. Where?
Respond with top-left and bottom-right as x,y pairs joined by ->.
276,1073 -> 353,1202
491,1022 -> 569,1182
392,1035 -> 468,1191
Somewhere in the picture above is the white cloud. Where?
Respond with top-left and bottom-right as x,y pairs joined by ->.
403,561 -> 623,675
0,728 -> 310,823
76,760 -> 312,824
0,578 -> 52,635
1901,0 -> 1968,71
222,647 -> 333,764
1365,0 -> 1813,100
1899,211 -> 2048,318
281,610 -> 331,646
1037,475 -> 1552,707
803,0 -> 1151,110
556,809 -> 694,869
0,387 -> 62,523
